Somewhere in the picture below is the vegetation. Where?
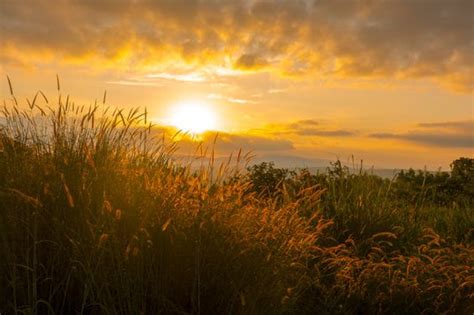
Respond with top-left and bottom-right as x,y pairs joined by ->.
1,88 -> 473,314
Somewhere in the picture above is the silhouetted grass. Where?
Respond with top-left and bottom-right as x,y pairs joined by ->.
0,86 -> 472,314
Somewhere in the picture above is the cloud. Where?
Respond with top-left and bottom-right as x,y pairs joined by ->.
207,93 -> 256,104
369,120 -> 474,148
289,119 -> 319,128
267,88 -> 287,94
269,119 -> 355,137
212,132 -> 294,152
145,72 -> 207,83
146,125 -> 294,156
162,118 -> 353,158
173,132 -> 294,159
106,80 -> 164,87
297,129 -> 354,137
0,0 -> 472,91
370,132 -> 472,148
234,53 -> 269,71
417,120 -> 473,132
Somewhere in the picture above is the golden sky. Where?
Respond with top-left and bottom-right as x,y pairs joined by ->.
1,0 -> 473,169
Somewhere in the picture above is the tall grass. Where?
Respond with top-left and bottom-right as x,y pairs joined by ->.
0,84 -> 473,314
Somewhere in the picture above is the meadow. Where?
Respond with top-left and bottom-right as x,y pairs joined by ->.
0,87 -> 473,314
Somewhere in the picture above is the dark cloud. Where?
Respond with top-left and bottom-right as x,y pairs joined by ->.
234,54 -> 268,70
152,127 -> 295,154
370,132 -> 472,148
418,120 -> 473,132
297,129 -> 354,137
369,120 -> 474,148
275,119 -> 355,137
288,119 -> 319,128
211,132 -> 294,152
1,0 -> 472,91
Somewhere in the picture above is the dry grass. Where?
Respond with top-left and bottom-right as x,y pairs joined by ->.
0,85 -> 473,314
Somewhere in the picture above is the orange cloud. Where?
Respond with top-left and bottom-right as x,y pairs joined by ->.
369,120 -> 474,148
1,0 -> 472,91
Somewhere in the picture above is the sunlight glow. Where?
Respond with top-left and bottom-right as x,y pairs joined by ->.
169,101 -> 217,134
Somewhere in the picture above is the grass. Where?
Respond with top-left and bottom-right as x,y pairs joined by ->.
0,86 -> 473,314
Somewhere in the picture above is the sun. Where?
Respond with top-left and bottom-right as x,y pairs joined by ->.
169,101 -> 217,134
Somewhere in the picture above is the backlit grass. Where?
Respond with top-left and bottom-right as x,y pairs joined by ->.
1,86 -> 473,314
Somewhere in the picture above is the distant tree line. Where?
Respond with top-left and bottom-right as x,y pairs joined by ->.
245,157 -> 474,207
394,157 -> 474,206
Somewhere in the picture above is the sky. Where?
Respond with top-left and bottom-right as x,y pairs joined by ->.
0,0 -> 473,169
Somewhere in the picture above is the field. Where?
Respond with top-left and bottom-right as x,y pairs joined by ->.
1,90 -> 473,314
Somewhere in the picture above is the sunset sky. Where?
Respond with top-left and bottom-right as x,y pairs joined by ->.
1,0 -> 472,169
